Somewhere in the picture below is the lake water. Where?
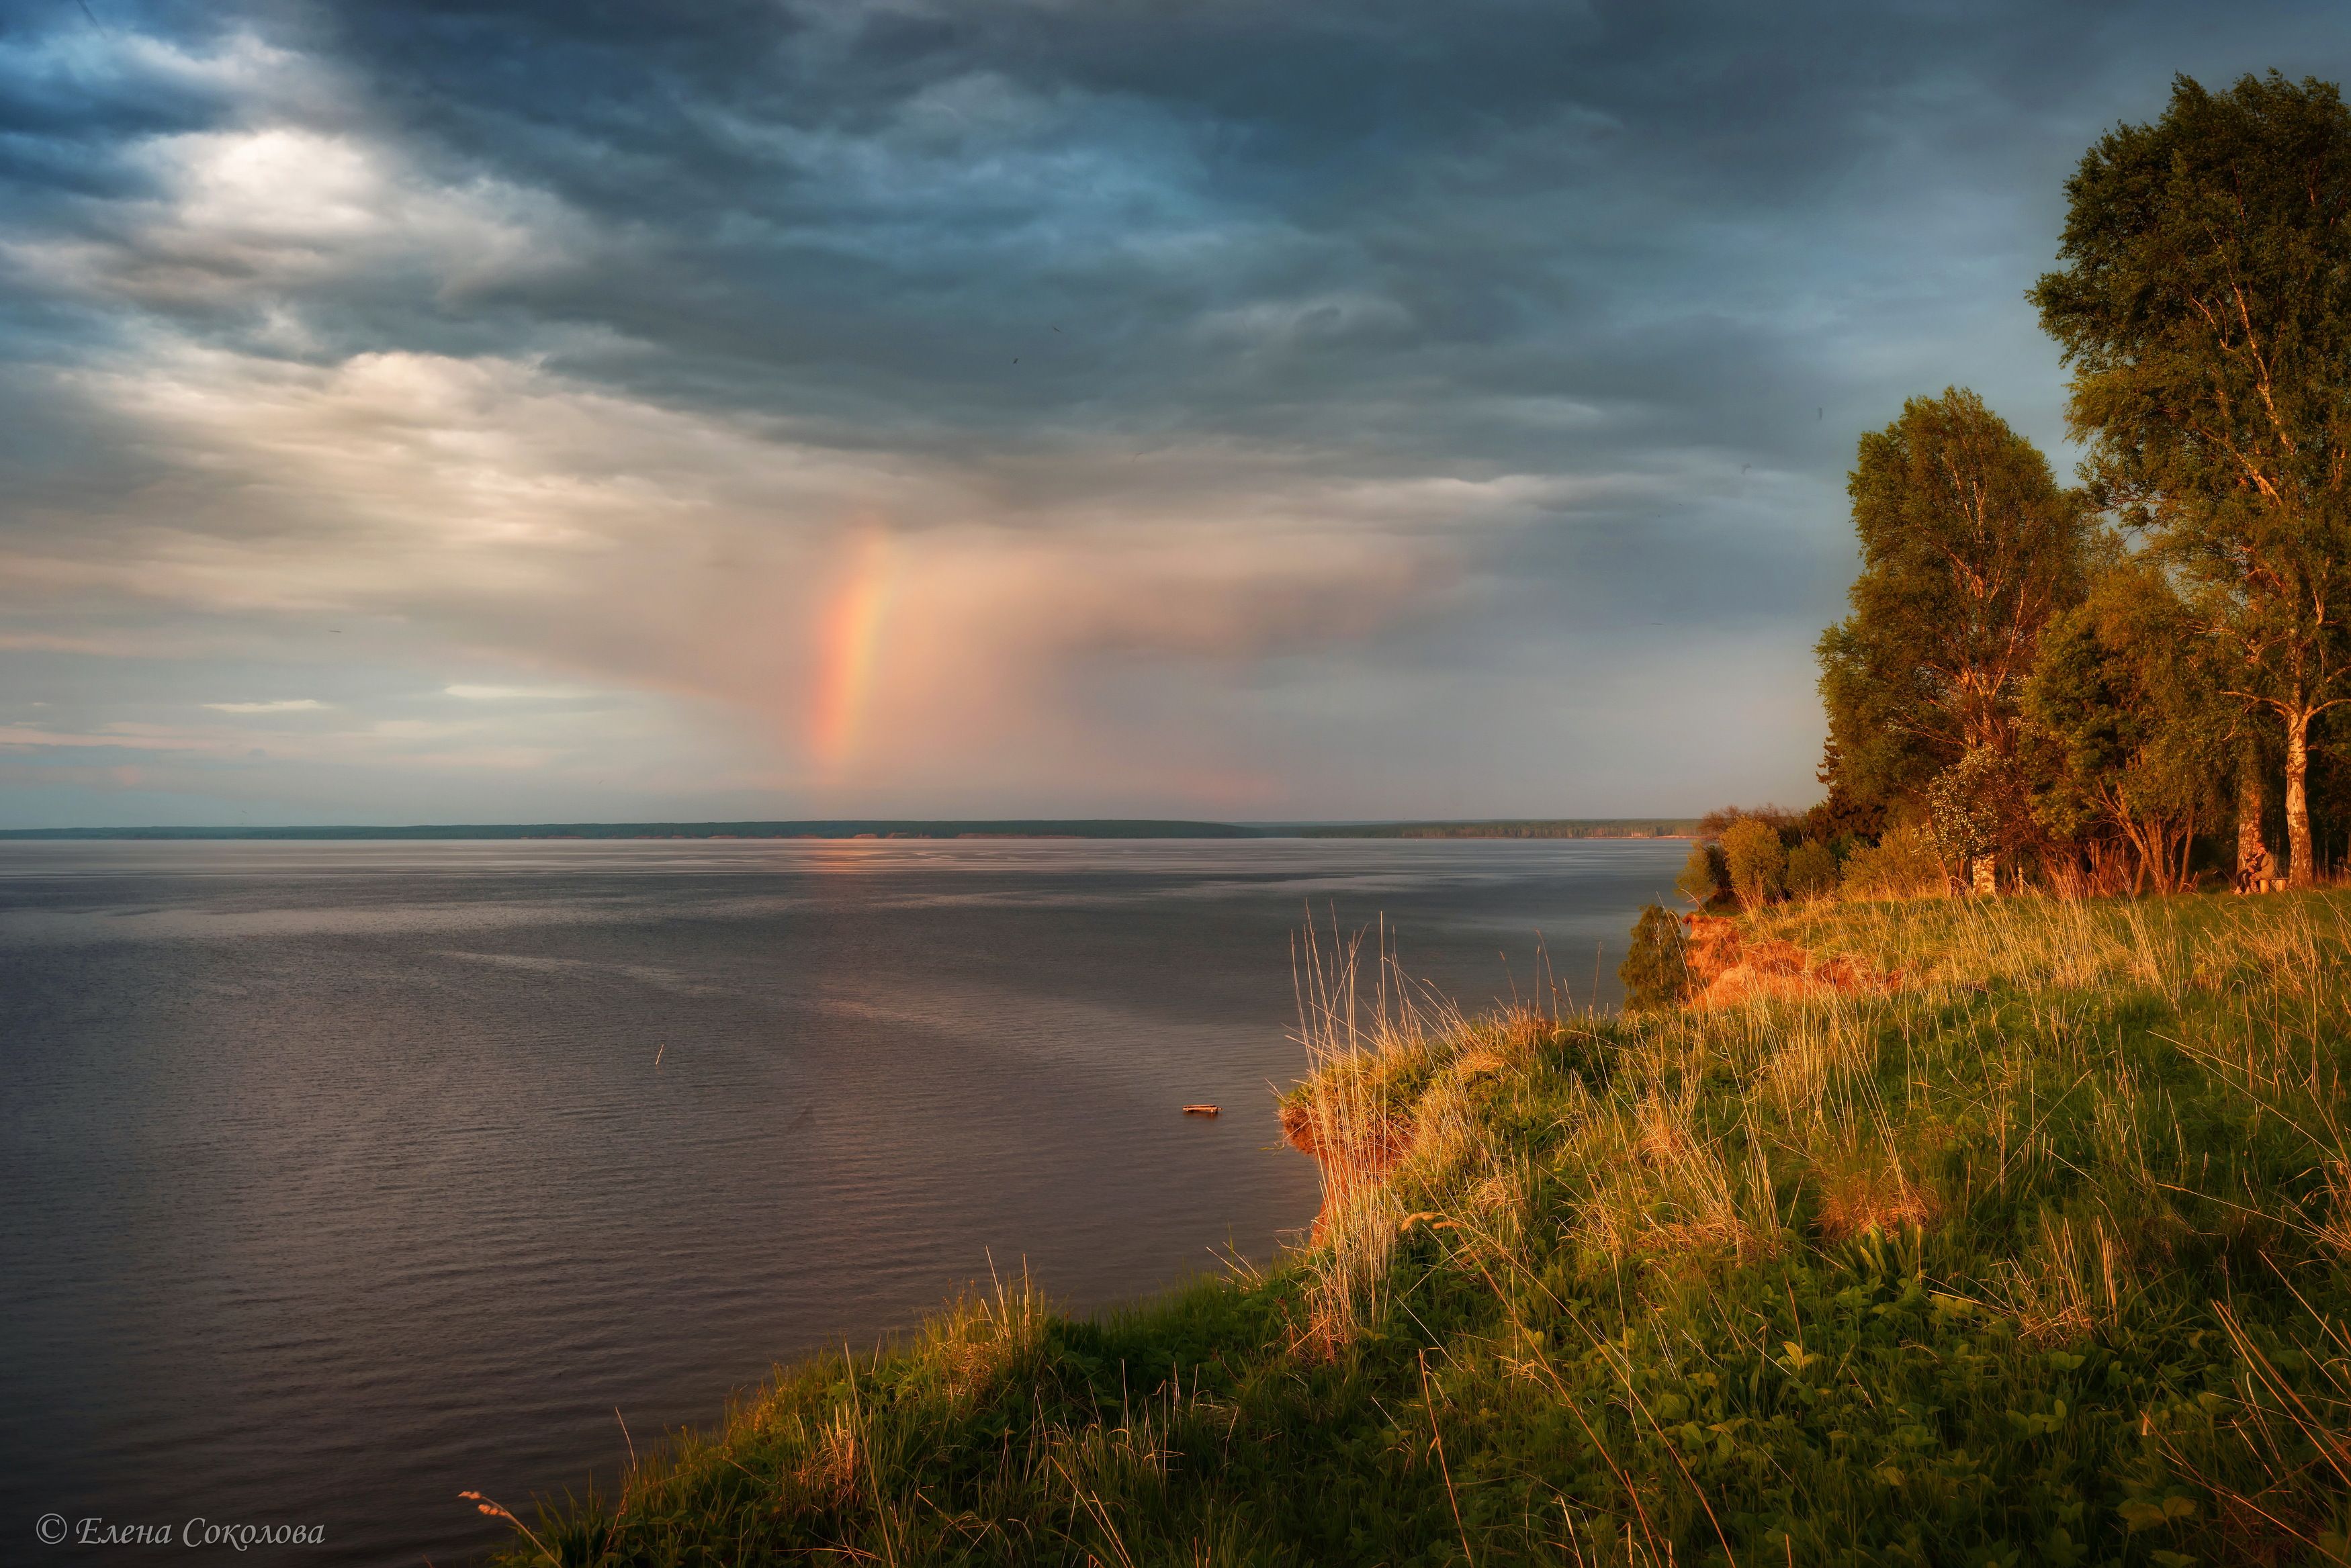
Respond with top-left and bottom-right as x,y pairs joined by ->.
0,837 -> 1687,1564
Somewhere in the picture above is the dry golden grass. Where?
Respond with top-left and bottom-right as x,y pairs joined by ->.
1992,1211 -> 2132,1346
917,1262 -> 1050,1404
1284,889 -> 2351,1308
1562,1086 -> 1783,1273
1286,919 -> 1433,1354
793,1402 -> 867,1508
2320,1162 -> 2351,1266
1813,1152 -> 1941,1241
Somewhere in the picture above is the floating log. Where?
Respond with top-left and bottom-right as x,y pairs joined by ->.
1181,1104 -> 1220,1117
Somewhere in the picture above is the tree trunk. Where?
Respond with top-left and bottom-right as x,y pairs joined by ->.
2287,708 -> 2316,886
2134,819 -> 2180,896
2238,746 -> 2271,892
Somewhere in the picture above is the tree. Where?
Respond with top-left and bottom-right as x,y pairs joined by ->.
1818,389 -> 2090,813
1617,903 -> 1691,1012
2023,548 -> 2231,892
2033,72 -> 2351,885
1718,817 -> 1786,913
1805,739 -> 1886,845
2235,739 -> 2281,890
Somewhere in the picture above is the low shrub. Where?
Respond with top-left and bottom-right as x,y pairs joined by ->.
1719,815 -> 1787,912
1785,837 -> 1840,900
1840,819 -> 1945,898
1617,900 -> 1691,1011
1676,838 -> 1732,910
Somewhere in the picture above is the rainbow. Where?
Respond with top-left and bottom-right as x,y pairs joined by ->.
808,526 -> 893,770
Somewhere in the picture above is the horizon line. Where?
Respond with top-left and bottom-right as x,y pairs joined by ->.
0,816 -> 1703,841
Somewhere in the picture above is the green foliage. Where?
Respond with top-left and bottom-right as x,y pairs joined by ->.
1818,388 -> 2089,813
1697,802 -> 1804,840
1806,739 -> 1888,844
1295,819 -> 1701,839
2033,71 -> 2351,882
1840,820 -> 1945,900
498,894 -> 2351,1567
1924,749 -> 2018,885
1785,839 -> 1840,901
1617,901 -> 1691,1011
1676,839 -> 1731,910
1719,815 -> 1787,912
2024,549 -> 2231,891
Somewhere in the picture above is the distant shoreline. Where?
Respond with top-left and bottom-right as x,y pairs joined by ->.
0,818 -> 1698,842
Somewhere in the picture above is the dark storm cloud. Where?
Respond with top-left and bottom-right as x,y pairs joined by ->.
215,1 -> 2188,432
0,3 -> 2258,459
0,0 -> 2158,439
3,0 -> 2350,823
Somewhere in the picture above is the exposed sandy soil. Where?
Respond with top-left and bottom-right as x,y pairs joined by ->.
1681,913 -> 1897,1008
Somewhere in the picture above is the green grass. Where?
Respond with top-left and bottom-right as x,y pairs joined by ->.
490,892 -> 2351,1566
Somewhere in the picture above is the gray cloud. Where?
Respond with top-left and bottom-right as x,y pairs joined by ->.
3,0 -> 2350,823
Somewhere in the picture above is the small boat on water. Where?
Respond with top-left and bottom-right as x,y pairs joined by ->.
1181,1104 -> 1220,1117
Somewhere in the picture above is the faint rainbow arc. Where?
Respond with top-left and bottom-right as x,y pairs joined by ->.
808,529 -> 894,769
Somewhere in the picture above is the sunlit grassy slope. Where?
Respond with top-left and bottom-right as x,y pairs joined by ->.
496,892 -> 2351,1566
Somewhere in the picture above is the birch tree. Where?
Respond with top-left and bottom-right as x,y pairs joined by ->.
2033,71 -> 2351,884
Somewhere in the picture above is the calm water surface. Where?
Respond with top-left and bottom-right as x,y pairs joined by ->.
0,837 -> 1685,1563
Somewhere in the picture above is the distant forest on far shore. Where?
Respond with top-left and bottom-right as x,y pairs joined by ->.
0,819 -> 1696,842
1287,820 -> 1695,839
0,820 -> 1257,841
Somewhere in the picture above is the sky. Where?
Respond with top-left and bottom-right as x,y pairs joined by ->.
3,2 -> 2350,827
